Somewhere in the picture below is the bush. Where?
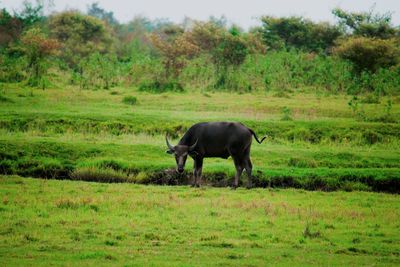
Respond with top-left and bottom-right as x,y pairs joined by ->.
138,80 -> 183,93
281,106 -> 293,121
362,130 -> 383,145
360,93 -> 380,104
0,94 -> 13,103
333,37 -> 400,75
77,53 -> 121,89
122,96 -> 137,105
0,53 -> 27,83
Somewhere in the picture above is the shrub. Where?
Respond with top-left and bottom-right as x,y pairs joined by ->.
362,130 -> 383,145
281,106 -> 293,121
122,96 -> 137,105
333,37 -> 400,75
138,80 -> 183,93
0,94 -> 13,103
77,53 -> 121,89
360,93 -> 380,104
286,128 -> 312,142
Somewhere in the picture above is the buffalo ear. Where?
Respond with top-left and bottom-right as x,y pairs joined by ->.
166,149 -> 174,154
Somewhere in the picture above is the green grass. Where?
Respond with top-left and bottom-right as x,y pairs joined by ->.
0,175 -> 399,266
0,85 -> 399,265
0,85 -> 399,191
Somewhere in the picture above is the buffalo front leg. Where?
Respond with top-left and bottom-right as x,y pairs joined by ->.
232,158 -> 244,189
193,158 -> 203,187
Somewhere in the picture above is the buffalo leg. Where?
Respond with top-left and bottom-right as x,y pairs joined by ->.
193,158 -> 203,187
244,158 -> 253,188
232,157 -> 244,189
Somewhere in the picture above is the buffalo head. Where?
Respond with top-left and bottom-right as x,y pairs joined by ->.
166,135 -> 197,174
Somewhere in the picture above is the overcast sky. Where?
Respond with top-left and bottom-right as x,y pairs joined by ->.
2,0 -> 400,29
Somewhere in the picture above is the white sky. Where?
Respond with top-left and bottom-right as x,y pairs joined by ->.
1,0 -> 400,29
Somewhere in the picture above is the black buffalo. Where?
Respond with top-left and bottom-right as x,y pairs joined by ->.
166,122 -> 266,188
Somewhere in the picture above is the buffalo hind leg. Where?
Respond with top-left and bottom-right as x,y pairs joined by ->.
193,158 -> 203,187
244,158 -> 253,189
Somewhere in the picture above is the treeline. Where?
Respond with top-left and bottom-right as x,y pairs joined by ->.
1,1 -> 400,95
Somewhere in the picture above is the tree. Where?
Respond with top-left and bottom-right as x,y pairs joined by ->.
87,2 -> 118,26
49,11 -> 113,69
0,9 -> 23,47
0,0 -> 47,47
332,7 -> 398,39
20,27 -> 60,88
15,0 -> 46,28
149,26 -> 199,80
333,37 -> 400,75
260,16 -> 342,52
184,21 -> 249,89
211,34 -> 248,70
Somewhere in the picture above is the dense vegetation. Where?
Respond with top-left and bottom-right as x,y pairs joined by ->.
0,2 -> 399,95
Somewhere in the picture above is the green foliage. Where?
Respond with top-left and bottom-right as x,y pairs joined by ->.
138,80 -> 184,93
211,34 -> 248,68
20,27 -> 60,88
260,16 -> 342,52
281,106 -> 293,121
0,8 -> 23,46
122,96 -> 137,105
14,0 -> 46,28
0,53 -> 27,83
49,11 -> 114,69
149,28 -> 199,81
87,2 -> 118,26
332,7 -> 398,39
76,52 -> 121,89
360,93 -> 380,104
333,37 -> 400,75
254,50 -> 353,93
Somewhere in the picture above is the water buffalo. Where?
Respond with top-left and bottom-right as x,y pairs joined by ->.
166,122 -> 266,188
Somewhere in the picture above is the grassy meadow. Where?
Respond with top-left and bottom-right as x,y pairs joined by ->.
0,175 -> 399,266
1,85 -> 399,191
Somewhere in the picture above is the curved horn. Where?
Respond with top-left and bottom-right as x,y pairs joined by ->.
166,135 -> 175,151
189,139 -> 198,151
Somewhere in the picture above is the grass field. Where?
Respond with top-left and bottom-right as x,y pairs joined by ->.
0,86 -> 400,265
1,85 -> 399,191
0,175 -> 399,266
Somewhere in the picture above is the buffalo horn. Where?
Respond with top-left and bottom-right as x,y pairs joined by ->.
166,135 -> 175,151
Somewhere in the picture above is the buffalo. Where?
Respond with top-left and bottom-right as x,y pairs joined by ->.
166,122 -> 266,188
